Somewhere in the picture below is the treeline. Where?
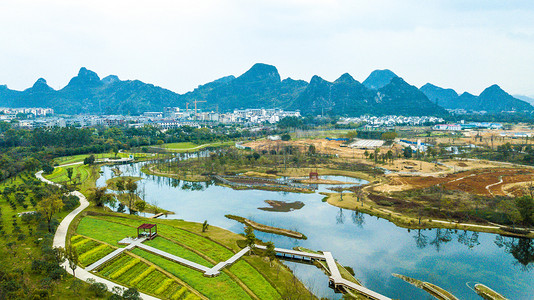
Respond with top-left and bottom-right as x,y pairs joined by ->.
0,122 -> 261,182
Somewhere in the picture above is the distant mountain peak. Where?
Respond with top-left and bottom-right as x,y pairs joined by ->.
29,78 -> 53,92
102,75 -> 120,84
363,69 -> 398,89
235,63 -> 280,84
65,67 -> 102,88
334,73 -> 356,84
33,78 -> 48,86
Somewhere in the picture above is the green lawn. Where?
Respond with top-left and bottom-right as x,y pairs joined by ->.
43,163 -> 99,193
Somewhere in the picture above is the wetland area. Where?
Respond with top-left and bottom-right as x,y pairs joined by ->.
98,160 -> 534,300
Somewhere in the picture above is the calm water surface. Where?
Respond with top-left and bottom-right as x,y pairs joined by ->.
98,162 -> 534,300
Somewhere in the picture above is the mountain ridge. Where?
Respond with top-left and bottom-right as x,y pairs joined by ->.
0,64 -> 528,116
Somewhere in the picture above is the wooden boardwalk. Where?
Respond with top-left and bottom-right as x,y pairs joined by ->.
323,251 -> 391,300
137,243 -> 210,273
86,238 -> 147,271
254,245 -> 391,300
254,245 -> 326,260
204,246 -> 251,277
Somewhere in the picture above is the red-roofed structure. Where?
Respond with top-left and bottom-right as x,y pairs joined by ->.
137,223 -> 158,240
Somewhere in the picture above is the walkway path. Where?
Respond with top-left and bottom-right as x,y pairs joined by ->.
204,246 -> 251,277
36,166 -> 159,300
323,251 -> 391,300
137,243 -> 210,273
255,245 -> 391,300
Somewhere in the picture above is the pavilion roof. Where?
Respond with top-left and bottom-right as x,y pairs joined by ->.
138,223 -> 156,229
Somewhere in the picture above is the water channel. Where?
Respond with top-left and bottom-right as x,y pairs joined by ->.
97,161 -> 534,299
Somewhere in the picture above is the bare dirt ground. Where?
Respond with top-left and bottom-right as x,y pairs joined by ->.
244,138 -> 534,197
376,168 -> 534,197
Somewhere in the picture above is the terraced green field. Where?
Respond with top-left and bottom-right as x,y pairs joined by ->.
95,252 -> 200,299
70,235 -> 115,267
75,215 -> 285,300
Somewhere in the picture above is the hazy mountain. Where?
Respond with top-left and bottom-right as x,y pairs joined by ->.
0,68 -> 182,114
420,83 -> 533,113
420,83 -> 459,108
514,94 -> 534,105
362,69 -> 398,90
476,85 -> 533,112
0,63 -> 528,116
291,73 -> 375,116
376,78 -> 448,116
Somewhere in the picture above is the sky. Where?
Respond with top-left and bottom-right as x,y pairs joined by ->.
0,0 -> 533,97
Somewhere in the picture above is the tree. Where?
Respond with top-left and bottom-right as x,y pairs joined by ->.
38,194 -> 64,232
202,220 -> 209,232
265,241 -> 276,266
112,145 -> 119,158
381,132 -> 397,141
244,226 -> 256,252
514,196 -> 534,227
117,203 -> 126,213
83,154 -> 95,165
89,186 -> 115,207
66,246 -> 78,277
42,164 -> 54,175
345,131 -> 358,140
122,288 -> 141,300
126,179 -> 138,214
403,146 -> 413,158
281,134 -> 291,141
134,200 -> 146,215
66,168 -> 73,184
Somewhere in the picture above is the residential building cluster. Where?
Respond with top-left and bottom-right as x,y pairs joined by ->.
339,115 -> 444,127
8,107 -> 301,129
432,122 -> 503,131
0,107 -> 54,120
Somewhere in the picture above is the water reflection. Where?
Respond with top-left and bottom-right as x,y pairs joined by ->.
495,236 -> 534,271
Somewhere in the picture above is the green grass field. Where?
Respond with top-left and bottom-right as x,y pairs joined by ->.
75,213 -> 295,300
53,152 -> 153,165
43,163 -> 98,193
157,141 -> 235,152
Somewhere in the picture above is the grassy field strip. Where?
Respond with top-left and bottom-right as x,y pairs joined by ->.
96,215 -> 282,299
132,249 -> 250,300
79,244 -> 115,266
94,251 -> 202,300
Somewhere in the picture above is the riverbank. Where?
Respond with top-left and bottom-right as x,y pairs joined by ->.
226,214 -> 307,239
324,192 -> 534,238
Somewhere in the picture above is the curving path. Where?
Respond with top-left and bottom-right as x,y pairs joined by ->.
36,164 -> 159,300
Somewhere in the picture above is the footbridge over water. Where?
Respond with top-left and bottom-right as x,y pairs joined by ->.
255,245 -> 391,300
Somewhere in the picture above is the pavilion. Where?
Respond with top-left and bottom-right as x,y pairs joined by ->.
137,223 -> 158,240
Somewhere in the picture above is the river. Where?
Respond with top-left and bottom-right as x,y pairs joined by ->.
97,161 -> 534,300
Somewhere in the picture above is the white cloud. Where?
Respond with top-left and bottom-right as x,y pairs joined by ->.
0,0 -> 533,95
